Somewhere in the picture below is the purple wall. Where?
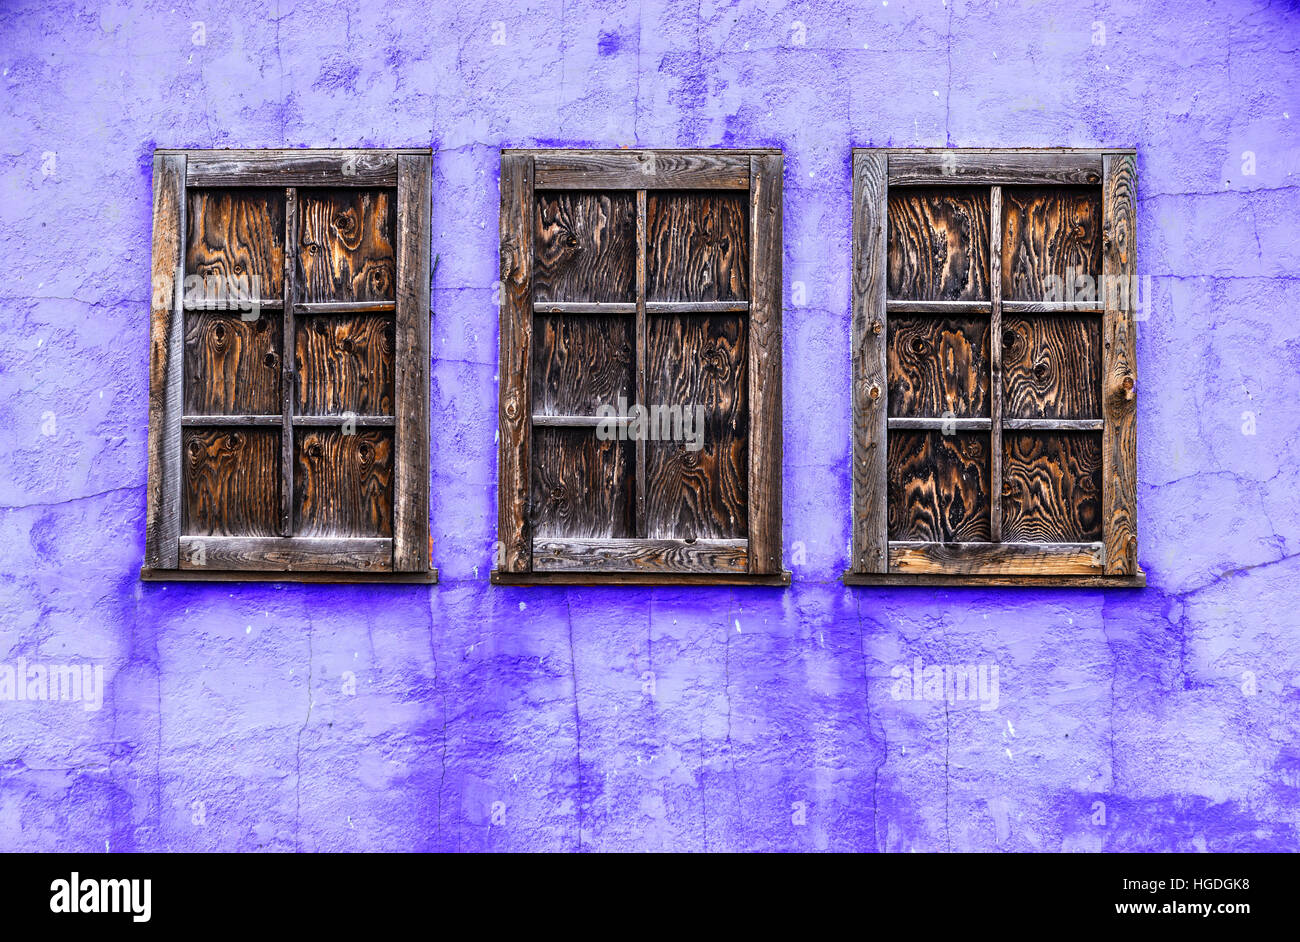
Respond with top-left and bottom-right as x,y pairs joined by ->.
1,0 -> 1298,852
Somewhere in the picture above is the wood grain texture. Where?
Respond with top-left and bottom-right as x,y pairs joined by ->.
886,317 -> 989,418
183,427 -> 280,537
887,188 -> 990,301
186,189 -> 284,299
531,314 -> 633,416
185,151 -> 403,188
1002,432 -> 1102,542
646,191 -> 750,302
298,189 -> 395,302
145,153 -> 186,569
393,154 -> 431,572
887,151 -> 1103,186
184,311 -> 281,415
295,314 -> 394,415
1002,315 -> 1102,419
1102,154 -> 1139,574
989,185 -> 1004,541
851,151 -> 889,572
645,313 -> 748,541
888,540 -> 1103,575
294,428 -> 394,538
532,192 -> 636,303
843,571 -> 1140,587
494,569 -> 790,587
1001,187 -> 1102,300
281,186 -> 299,537
532,151 -> 751,189
177,536 -> 392,572
530,428 -> 634,539
887,431 -> 991,542
497,154 -> 534,571
747,152 -> 783,574
533,537 -> 747,573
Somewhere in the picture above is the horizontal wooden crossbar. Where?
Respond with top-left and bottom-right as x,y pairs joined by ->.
177,536 -> 393,572
888,541 -> 1105,576
532,537 -> 749,574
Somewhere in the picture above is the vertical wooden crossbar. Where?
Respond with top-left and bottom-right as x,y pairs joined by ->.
1102,153 -> 1138,574
747,154 -> 783,574
989,185 -> 1003,543
498,154 -> 534,571
634,188 -> 648,538
280,186 -> 298,538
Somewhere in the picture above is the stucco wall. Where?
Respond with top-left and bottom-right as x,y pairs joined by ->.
1,0 -> 1297,851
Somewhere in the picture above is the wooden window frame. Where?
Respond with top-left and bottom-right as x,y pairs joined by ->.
493,148 -> 788,586
140,148 -> 436,583
843,148 -> 1144,588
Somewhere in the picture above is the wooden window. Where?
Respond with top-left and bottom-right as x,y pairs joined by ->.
494,149 -> 787,585
141,149 -> 435,582
845,149 -> 1143,587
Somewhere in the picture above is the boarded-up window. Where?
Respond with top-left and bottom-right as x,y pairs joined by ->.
846,149 -> 1142,587
494,149 -> 786,585
143,149 -> 434,582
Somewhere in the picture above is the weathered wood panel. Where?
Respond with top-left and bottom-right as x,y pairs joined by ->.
186,189 -> 284,300
989,185 -> 1004,541
294,428 -> 394,538
146,153 -> 187,569
186,151 -> 401,187
298,189 -> 395,302
530,427 -> 634,539
183,427 -> 280,537
887,188 -> 990,301
177,536 -> 392,572
1102,153 -> 1139,575
295,314 -> 394,415
887,431 -> 991,542
1002,315 -> 1102,419
533,192 -> 636,303
851,151 -> 889,573
887,151 -> 1103,187
531,314 -> 633,416
1002,432 -> 1103,542
1001,187 -> 1102,300
531,151 -> 752,189
645,313 -> 748,540
497,154 -> 534,571
888,540 -> 1103,575
184,311 -> 282,415
886,316 -> 990,418
533,537 -> 747,573
646,191 -> 750,302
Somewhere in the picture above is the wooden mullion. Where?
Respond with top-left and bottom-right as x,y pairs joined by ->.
393,153 -> 432,572
885,300 -> 990,315
497,154 -> 534,572
1102,153 -> 1139,575
280,186 -> 297,538
989,185 -> 1003,543
144,153 -> 186,569
889,417 -> 992,432
532,537 -> 747,574
635,188 -> 648,539
851,150 -> 888,573
532,301 -> 636,315
294,301 -> 395,315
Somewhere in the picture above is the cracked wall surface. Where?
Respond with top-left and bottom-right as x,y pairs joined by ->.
0,0 -> 1298,851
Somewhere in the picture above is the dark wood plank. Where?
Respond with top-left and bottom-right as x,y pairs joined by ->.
1002,432 -> 1103,543
295,301 -> 394,315
1102,153 -> 1139,575
145,564 -> 435,584
530,428 -> 634,539
532,414 -> 630,429
635,188 -> 648,538
186,151 -> 399,188
1001,187 -> 1102,301
886,300 -> 990,315
183,426 -> 280,537
533,151 -> 751,189
294,428 -> 394,538
887,188 -> 990,301
989,186 -> 1003,542
532,301 -> 636,315
298,189 -> 395,303
177,536 -> 392,572
184,310 -> 282,415
295,313 -> 394,415
497,154 -> 534,571
532,192 -> 636,303
647,301 -> 749,314
1002,315 -> 1102,419
293,415 -> 394,427
493,569 -> 790,587
851,150 -> 889,573
531,314 -> 633,416
646,191 -> 750,302
182,414 -> 282,426
886,316 -> 990,418
887,431 -> 991,542
532,537 -> 747,573
1003,418 -> 1103,431
747,153 -> 782,574
887,151 -> 1103,186
185,189 -> 284,300
281,187 -> 298,537
645,313 -> 748,541
886,540 -> 1104,575
888,417 -> 991,431
843,571 -> 1142,587
145,153 -> 186,569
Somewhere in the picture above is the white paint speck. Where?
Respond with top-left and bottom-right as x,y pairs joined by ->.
245,625 -> 251,634
518,601 -> 526,611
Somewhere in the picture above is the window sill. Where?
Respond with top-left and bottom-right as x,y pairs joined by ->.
491,570 -> 791,587
140,567 -> 438,585
840,571 -> 1145,588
